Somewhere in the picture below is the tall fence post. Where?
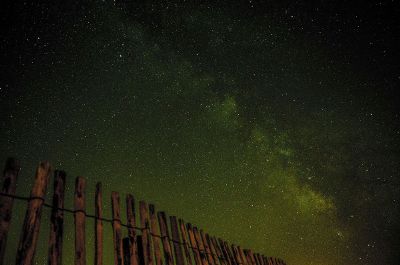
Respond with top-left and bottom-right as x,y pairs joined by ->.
158,211 -> 174,265
16,161 -> 51,265
200,230 -> 214,265
187,223 -> 202,265
48,170 -> 66,265
237,247 -> 247,265
0,157 -> 20,263
178,219 -> 193,265
95,182 -> 103,265
193,227 -> 209,265
74,176 -> 86,265
112,192 -> 124,265
149,204 -> 162,265
170,216 -> 185,265
139,201 -> 153,265
126,194 -> 138,265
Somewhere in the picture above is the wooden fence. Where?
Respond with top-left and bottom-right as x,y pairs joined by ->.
0,158 -> 287,265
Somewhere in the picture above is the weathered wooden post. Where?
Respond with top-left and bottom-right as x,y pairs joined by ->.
95,182 -> 103,265
187,223 -> 202,265
217,239 -> 231,265
0,157 -> 20,263
139,201 -> 153,265
200,230 -> 214,265
170,216 -> 185,265
193,227 -> 209,265
74,176 -> 86,265
237,247 -> 247,265
112,192 -> 124,265
126,194 -> 138,265
178,219 -> 193,265
158,211 -> 174,265
148,204 -> 162,265
205,234 -> 220,265
16,161 -> 51,265
210,237 -> 225,265
48,170 -> 66,265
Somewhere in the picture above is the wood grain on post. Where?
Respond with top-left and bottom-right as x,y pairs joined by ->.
170,216 -> 185,265
205,234 -> 220,265
217,239 -> 231,265
178,219 -> 193,265
95,183 -> 103,265
187,223 -> 202,265
193,227 -> 209,265
139,201 -> 153,265
158,211 -> 174,265
200,230 -> 214,265
223,241 -> 236,265
48,170 -> 66,265
148,204 -> 162,265
0,157 -> 20,263
112,192 -> 124,265
210,237 -> 225,265
74,176 -> 86,265
16,161 -> 51,265
237,247 -> 247,265
230,245 -> 241,265
126,194 -> 138,265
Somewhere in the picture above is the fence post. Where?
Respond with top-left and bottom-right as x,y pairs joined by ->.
223,241 -> 236,265
170,216 -> 185,265
193,227 -> 208,265
217,239 -> 231,265
231,245 -> 241,265
200,230 -> 214,265
74,176 -> 86,265
205,234 -> 220,265
149,204 -> 162,265
158,211 -> 174,265
187,223 -> 202,265
210,237 -> 225,265
237,247 -> 247,265
139,201 -> 153,265
95,183 -> 103,265
178,219 -> 193,265
126,194 -> 138,265
48,170 -> 66,265
0,157 -> 20,263
112,192 -> 124,265
16,161 -> 51,265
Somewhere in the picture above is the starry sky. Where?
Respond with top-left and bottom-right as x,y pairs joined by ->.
1,1 -> 399,265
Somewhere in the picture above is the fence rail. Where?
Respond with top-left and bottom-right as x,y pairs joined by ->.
0,157 -> 287,265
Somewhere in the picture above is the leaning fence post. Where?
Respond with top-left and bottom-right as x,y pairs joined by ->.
16,161 -> 51,265
205,234 -> 220,265
112,192 -> 124,265
95,182 -> 103,265
158,211 -> 174,265
74,176 -> 86,265
237,247 -> 247,265
48,170 -> 66,265
200,230 -> 214,265
193,227 -> 209,265
187,223 -> 202,265
126,194 -> 138,265
170,216 -> 185,265
0,158 -> 20,263
178,219 -> 193,265
139,201 -> 153,265
149,204 -> 162,265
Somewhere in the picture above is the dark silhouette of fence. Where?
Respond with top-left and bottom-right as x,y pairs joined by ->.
0,158 -> 287,265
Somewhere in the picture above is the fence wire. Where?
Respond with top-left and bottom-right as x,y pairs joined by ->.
0,192 -> 230,261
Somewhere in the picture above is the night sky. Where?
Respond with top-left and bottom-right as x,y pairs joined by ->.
1,1 -> 399,265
